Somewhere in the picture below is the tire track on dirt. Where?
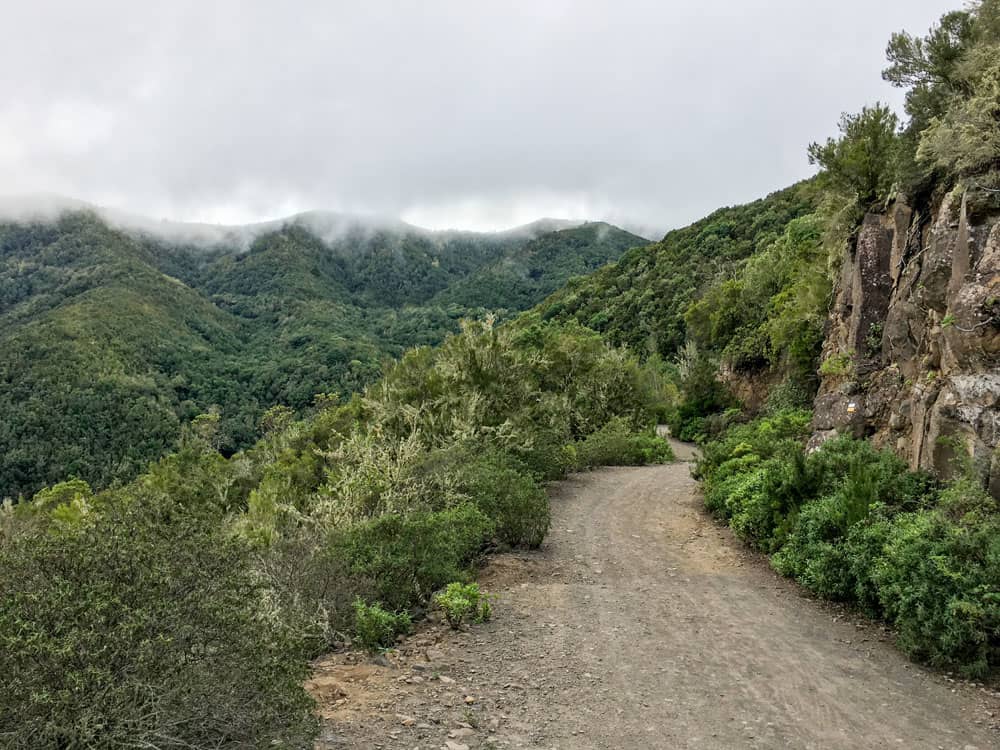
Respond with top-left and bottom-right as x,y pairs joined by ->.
313,444 -> 999,749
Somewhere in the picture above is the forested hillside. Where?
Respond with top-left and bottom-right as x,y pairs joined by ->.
0,210 -> 642,498
435,221 -> 639,310
540,185 -> 816,360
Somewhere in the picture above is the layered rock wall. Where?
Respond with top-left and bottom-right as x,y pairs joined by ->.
811,191 -> 1000,492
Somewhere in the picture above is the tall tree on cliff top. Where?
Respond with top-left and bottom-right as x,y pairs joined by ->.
883,1 -> 1000,192
807,104 -> 900,210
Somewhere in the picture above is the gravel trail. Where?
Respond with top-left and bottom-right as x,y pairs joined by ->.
311,442 -> 999,749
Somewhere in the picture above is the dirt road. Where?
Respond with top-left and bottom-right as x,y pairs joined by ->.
311,442 -> 999,749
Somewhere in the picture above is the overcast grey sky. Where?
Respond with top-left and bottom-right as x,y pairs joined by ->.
1,1 -> 951,235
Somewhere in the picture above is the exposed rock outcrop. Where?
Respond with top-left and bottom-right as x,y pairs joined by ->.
811,189 -> 1000,492
720,363 -> 785,414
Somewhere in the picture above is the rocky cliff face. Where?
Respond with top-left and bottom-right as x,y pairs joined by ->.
812,191 -> 1000,493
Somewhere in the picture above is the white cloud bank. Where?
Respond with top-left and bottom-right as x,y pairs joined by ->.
0,0 -> 952,235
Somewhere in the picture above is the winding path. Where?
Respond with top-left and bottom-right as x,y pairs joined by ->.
312,442 -> 999,749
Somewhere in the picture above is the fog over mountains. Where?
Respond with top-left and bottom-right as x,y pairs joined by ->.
2,2 -> 946,235
0,197 -> 644,498
0,193 -> 619,251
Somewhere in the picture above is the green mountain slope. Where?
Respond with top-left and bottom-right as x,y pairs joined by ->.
538,185 -> 815,359
0,214 -> 247,495
0,208 -> 641,499
433,222 -> 646,309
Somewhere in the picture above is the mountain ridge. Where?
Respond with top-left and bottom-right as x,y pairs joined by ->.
0,205 -> 645,498
0,194 -> 608,248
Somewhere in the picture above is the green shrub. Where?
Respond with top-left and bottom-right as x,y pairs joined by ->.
319,430 -> 464,523
573,418 -> 675,469
704,450 -> 761,483
368,317 -> 658,466
800,437 -> 935,505
631,431 -> 677,464
871,481 -> 1000,677
710,467 -> 767,522
773,450 -> 933,593
819,352 -> 854,377
844,509 -> 896,616
703,439 -> 812,551
669,409 -> 707,443
722,466 -> 779,548
453,450 -> 551,548
364,442 -> 550,549
750,449 -> 815,550
435,582 -> 492,629
697,408 -> 811,478
335,503 -> 493,610
772,492 -> 858,598
706,431 -> 935,554
21,478 -> 95,522
702,413 -> 997,676
507,425 -> 576,481
352,599 -> 412,652
0,498 -> 317,749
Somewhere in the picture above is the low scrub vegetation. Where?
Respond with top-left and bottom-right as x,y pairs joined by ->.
571,416 -> 675,470
699,411 -> 999,677
0,315 -> 670,746
435,582 -> 492,629
0,495 -> 318,748
352,599 -> 412,652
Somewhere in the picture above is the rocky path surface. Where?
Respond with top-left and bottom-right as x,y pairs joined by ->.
311,441 -> 999,749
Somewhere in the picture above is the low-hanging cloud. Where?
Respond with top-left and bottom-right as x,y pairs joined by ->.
1,0 -> 950,235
